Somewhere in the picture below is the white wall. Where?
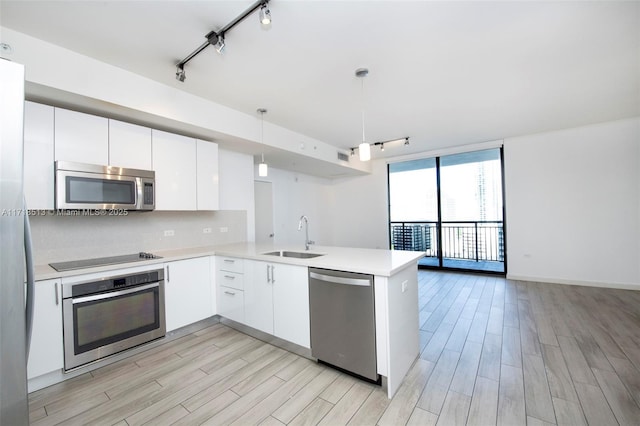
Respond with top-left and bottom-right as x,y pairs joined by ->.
504,117 -> 640,288
254,167 -> 332,248
326,159 -> 390,249
219,149 -> 255,242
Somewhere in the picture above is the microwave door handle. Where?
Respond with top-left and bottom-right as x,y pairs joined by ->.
71,282 -> 159,304
136,177 -> 143,209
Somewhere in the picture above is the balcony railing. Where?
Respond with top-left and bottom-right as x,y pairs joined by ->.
390,221 -> 504,262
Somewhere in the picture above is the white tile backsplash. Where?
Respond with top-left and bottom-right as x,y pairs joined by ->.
30,210 -> 247,264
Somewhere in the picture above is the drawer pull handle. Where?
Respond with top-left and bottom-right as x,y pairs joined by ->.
224,259 -> 235,263
224,291 -> 236,296
224,275 -> 236,279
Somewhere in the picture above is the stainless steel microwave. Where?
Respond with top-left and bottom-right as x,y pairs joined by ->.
55,161 -> 155,210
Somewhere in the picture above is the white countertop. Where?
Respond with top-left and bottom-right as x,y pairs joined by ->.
34,243 -> 425,281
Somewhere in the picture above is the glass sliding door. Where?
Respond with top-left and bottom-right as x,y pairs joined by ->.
388,158 -> 440,265
439,149 -> 504,272
388,147 -> 505,274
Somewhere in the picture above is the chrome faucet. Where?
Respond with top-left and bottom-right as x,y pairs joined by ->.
298,215 -> 315,250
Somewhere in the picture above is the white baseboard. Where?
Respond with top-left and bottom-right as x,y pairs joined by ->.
506,273 -> 640,291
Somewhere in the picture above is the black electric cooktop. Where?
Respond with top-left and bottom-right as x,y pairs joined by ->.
49,252 -> 162,272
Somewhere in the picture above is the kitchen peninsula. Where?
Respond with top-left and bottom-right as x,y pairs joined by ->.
213,243 -> 425,398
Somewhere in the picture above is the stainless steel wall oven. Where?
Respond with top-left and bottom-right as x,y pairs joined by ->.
62,268 -> 165,370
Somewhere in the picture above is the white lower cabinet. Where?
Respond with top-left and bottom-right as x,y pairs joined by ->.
244,260 -> 310,348
273,265 -> 310,348
164,257 -> 212,332
28,279 -> 63,379
244,261 -> 274,334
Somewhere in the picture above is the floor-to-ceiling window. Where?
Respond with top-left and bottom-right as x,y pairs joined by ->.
389,147 -> 505,274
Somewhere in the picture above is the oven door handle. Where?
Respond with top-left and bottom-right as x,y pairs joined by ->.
71,282 -> 160,304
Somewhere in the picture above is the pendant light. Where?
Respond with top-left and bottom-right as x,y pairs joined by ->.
356,68 -> 371,162
257,108 -> 268,177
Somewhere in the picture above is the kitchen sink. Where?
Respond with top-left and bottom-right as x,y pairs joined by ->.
262,250 -> 324,259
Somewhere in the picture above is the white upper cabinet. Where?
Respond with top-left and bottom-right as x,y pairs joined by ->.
23,103 -> 219,212
196,139 -> 219,210
24,101 -> 54,210
108,120 -> 152,170
152,129 -> 197,210
54,108 -> 108,165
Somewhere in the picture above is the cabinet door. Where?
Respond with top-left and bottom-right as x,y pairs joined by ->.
28,279 -> 63,379
54,108 -> 108,165
164,257 -> 212,332
244,260 -> 274,334
109,120 -> 152,170
273,265 -> 310,348
196,139 -> 219,210
24,102 -> 54,210
152,129 -> 197,210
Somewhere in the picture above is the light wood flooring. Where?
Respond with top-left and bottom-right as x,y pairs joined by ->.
29,270 -> 640,425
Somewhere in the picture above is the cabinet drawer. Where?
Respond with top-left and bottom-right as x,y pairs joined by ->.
218,257 -> 244,273
217,270 -> 244,290
218,285 -> 244,323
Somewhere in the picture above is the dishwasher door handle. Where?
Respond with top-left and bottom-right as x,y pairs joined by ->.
309,271 -> 371,287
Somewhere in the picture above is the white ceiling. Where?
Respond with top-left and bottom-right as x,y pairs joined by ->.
1,0 -> 639,163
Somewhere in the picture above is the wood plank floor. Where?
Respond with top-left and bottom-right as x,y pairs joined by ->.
29,270 -> 640,425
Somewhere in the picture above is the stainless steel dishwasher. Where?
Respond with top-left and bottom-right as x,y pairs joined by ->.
308,268 -> 379,383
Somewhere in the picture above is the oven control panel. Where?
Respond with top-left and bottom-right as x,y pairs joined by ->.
69,269 -> 164,298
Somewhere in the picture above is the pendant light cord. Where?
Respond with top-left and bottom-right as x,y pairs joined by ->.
260,110 -> 265,162
361,76 -> 366,143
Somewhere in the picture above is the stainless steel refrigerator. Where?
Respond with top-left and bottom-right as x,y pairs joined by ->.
0,58 -> 34,425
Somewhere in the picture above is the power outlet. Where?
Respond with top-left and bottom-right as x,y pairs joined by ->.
164,230 -> 175,237
203,227 -> 212,234
219,227 -> 228,233
401,280 -> 408,293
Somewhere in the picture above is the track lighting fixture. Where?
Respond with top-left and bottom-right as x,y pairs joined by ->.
258,108 -> 268,177
175,0 -> 272,82
259,3 -> 272,26
350,137 -> 410,160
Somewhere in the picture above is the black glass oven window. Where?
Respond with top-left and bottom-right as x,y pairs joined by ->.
74,287 -> 159,354
67,176 -> 135,204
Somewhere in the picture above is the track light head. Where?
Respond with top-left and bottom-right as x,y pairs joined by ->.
380,143 -> 385,151
259,3 -> 272,26
214,34 -> 225,54
175,65 -> 186,82
404,137 -> 410,146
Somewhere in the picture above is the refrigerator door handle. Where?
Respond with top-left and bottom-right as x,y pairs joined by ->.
24,200 -> 35,358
